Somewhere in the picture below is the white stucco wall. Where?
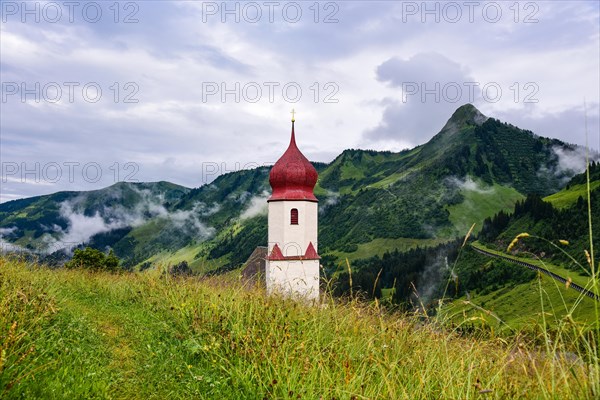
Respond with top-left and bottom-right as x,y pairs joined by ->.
266,199 -> 320,300
266,259 -> 320,300
268,200 -> 318,256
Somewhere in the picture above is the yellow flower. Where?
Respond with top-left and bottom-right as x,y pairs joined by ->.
584,250 -> 592,266
559,240 -> 569,246
462,223 -> 476,248
507,233 -> 530,252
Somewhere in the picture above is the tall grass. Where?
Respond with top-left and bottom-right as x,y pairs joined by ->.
583,101 -> 600,397
1,255 -> 597,399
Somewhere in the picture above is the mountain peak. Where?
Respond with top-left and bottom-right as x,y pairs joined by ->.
449,104 -> 487,126
435,104 -> 488,138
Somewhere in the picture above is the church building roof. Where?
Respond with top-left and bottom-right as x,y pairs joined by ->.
268,120 -> 318,202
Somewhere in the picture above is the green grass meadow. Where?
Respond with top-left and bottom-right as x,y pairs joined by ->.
447,183 -> 524,235
2,256 -> 599,399
545,181 -> 600,209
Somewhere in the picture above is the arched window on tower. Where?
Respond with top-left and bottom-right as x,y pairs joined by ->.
290,208 -> 299,225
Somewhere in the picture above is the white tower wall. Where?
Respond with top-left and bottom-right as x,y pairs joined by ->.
267,200 -> 318,256
266,259 -> 320,300
266,200 -> 319,300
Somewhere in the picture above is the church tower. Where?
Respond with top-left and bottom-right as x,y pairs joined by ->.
266,112 -> 320,300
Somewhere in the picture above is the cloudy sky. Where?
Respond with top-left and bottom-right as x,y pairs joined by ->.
1,0 -> 599,202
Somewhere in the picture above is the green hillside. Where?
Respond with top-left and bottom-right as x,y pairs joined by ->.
447,182 -> 524,235
323,167 -> 600,320
450,242 -> 599,329
0,104 -> 588,272
545,181 -> 600,209
479,168 -> 600,274
545,163 -> 600,208
2,256 -> 598,399
0,182 -> 190,254
444,273 -> 599,332
434,167 -> 600,332
471,241 -> 595,290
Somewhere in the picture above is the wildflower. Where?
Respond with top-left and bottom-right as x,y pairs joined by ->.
584,249 -> 592,266
507,233 -> 529,252
558,240 -> 569,246
507,239 -> 518,252
462,223 -> 476,247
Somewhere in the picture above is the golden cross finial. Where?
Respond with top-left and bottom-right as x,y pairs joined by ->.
290,108 -> 296,122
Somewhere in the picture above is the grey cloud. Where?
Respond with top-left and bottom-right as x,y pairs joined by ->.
446,176 -> 495,195
376,53 -> 469,89
40,187 -> 216,252
541,145 -> 600,184
1,0 -> 598,203
364,53 -> 478,146
239,191 -> 269,220
552,146 -> 598,175
318,190 -> 340,215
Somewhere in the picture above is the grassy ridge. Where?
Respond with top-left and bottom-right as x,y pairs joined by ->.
471,242 -> 595,290
545,181 -> 600,209
2,257 -> 599,399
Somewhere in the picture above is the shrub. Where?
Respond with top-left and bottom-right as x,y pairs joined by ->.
64,247 -> 121,272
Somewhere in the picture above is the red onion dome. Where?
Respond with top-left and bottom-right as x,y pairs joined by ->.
269,121 -> 318,202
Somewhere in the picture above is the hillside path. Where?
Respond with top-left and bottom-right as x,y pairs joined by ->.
56,285 -> 197,399
471,242 -> 599,302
